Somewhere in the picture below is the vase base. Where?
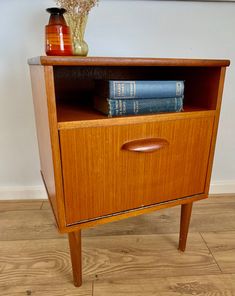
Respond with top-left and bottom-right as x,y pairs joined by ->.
73,40 -> 88,56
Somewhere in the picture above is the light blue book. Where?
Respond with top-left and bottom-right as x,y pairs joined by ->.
109,80 -> 184,99
94,97 -> 183,117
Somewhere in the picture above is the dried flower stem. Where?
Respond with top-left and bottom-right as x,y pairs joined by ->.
56,0 -> 99,17
56,0 -> 98,42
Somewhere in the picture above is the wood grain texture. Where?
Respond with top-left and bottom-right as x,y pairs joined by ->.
83,199 -> 235,238
60,116 -> 214,224
201,194 -> 235,204
0,200 -> 43,211
29,57 -> 229,236
1,196 -> 235,241
0,197 -> 235,294
30,65 -> 67,230
43,66 -> 67,229
178,203 -> 193,252
68,231 -> 82,287
121,137 -> 169,153
0,198 -> 203,241
30,65 -> 67,229
41,200 -> 52,210
28,57 -> 229,287
0,239 -> 74,286
40,194 -> 234,207
94,274 -> 235,296
0,234 -> 220,291
28,56 -> 230,67
204,67 -> 227,194
201,231 -> 235,274
0,209 -> 63,241
0,283 -> 92,296
30,66 -> 59,223
57,107 -> 215,129
0,239 -> 92,295
82,233 -> 220,281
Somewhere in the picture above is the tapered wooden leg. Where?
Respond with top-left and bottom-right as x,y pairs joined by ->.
178,202 -> 193,252
68,230 -> 82,287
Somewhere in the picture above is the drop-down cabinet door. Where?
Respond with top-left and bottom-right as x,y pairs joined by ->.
59,114 -> 214,225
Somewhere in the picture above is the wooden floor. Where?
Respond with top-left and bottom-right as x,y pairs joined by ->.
0,195 -> 235,295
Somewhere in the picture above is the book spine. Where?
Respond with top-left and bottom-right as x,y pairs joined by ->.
108,97 -> 183,117
109,80 -> 184,99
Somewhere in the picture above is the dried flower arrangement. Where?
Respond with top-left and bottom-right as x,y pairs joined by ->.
56,0 -> 99,16
56,0 -> 99,55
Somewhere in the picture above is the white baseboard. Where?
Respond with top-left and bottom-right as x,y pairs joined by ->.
0,181 -> 234,200
209,180 -> 235,195
0,185 -> 48,200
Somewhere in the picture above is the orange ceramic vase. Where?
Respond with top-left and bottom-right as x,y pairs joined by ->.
45,7 -> 73,56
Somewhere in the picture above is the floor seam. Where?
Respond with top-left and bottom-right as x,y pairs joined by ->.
199,231 -> 223,274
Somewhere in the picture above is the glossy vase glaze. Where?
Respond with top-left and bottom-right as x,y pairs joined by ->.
45,7 -> 73,56
65,14 -> 89,56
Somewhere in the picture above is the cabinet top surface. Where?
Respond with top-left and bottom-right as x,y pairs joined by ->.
28,56 -> 230,67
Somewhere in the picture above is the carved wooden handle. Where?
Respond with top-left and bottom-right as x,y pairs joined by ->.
121,138 -> 169,153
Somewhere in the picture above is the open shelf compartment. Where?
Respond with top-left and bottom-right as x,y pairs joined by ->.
53,65 -> 222,124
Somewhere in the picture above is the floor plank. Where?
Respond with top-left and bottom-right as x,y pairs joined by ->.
93,274 -> 235,296
0,239 -> 72,286
0,200 -> 43,212
0,283 -> 92,296
41,200 -> 51,210
203,194 -> 235,204
0,238 -> 92,295
0,193 -> 232,213
82,233 -> 220,281
201,230 -> 235,274
0,210 -> 63,241
40,194 -> 235,210
0,197 -> 234,294
0,233 -> 220,288
1,199 -> 235,241
84,201 -> 235,237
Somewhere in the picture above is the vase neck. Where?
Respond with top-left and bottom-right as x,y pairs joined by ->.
49,15 -> 67,26
47,7 -> 67,26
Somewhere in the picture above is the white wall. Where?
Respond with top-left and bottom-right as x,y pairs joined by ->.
0,0 -> 235,199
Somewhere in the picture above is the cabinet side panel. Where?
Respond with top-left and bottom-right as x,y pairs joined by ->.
29,65 -> 65,228
204,67 -> 227,193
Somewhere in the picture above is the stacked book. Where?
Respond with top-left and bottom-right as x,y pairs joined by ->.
93,80 -> 184,117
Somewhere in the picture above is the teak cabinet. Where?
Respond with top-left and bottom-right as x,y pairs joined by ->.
28,56 -> 230,287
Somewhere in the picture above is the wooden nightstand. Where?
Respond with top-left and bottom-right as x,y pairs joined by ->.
28,56 -> 230,287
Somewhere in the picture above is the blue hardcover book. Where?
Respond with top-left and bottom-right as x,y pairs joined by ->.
94,97 -> 183,117
109,80 -> 184,99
